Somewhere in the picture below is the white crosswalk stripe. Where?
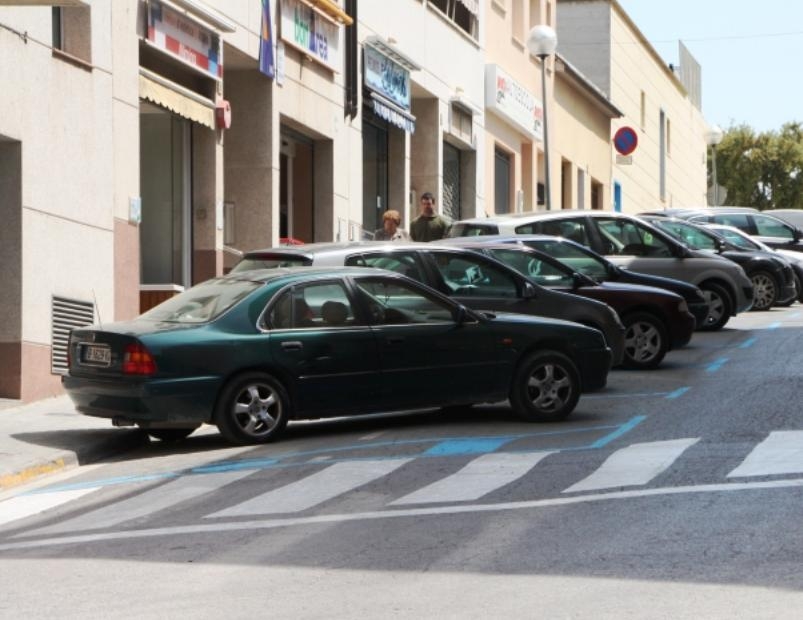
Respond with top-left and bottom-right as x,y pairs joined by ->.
15,432 -> 803,535
390,452 -> 554,505
206,459 -> 413,518
0,488 -> 99,529
562,438 -> 699,493
26,470 -> 254,536
728,431 -> 803,478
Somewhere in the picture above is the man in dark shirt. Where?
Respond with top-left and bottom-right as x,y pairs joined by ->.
409,192 -> 450,241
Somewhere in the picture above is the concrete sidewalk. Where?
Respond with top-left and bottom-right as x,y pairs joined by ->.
0,395 -> 148,490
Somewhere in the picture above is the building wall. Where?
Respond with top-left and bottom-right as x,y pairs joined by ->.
553,72 -> 614,209
360,0 -> 486,222
557,0 -> 707,213
0,2 -> 136,400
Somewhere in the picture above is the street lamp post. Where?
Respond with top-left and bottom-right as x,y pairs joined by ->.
527,25 -> 558,210
705,124 -> 724,206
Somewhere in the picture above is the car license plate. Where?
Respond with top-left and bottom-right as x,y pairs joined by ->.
82,344 -> 111,366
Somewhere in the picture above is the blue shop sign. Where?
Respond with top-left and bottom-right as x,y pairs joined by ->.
364,45 -> 410,111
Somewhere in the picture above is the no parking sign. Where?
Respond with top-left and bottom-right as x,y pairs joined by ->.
614,127 -> 639,156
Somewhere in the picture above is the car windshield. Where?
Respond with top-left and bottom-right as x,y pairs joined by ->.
524,239 -> 609,281
141,278 -> 262,323
651,220 -> 719,251
231,255 -> 311,273
712,228 -> 760,250
448,223 -> 499,237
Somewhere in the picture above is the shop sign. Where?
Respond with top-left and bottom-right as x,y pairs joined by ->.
280,0 -> 342,73
364,45 -> 411,111
485,64 -> 543,141
146,0 -> 223,80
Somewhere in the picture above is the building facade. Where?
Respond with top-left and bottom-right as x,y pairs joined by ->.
0,0 -> 709,403
557,0 -> 708,213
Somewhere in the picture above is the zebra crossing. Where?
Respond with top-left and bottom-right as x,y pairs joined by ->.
4,430 -> 803,539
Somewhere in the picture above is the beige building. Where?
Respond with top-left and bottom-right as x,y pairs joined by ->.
481,0 -> 621,216
0,0 -> 711,404
557,0 -> 708,212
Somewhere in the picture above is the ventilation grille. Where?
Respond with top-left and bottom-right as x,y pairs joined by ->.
51,296 -> 95,375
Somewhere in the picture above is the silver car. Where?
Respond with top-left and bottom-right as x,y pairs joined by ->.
448,210 -> 754,330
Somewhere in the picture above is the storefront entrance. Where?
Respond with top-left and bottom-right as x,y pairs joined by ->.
280,129 -> 315,244
139,105 -> 191,289
362,118 -> 389,236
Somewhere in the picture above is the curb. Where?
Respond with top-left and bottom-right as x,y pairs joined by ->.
0,429 -> 150,492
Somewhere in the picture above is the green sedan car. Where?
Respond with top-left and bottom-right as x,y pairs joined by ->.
63,267 -> 611,444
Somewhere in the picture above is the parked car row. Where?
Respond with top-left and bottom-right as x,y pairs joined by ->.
62,207 -> 801,446
447,210 -> 754,330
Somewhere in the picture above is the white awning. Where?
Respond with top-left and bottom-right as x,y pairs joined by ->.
370,93 -> 416,134
138,68 -> 215,129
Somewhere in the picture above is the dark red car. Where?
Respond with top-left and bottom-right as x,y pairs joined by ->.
456,242 -> 696,370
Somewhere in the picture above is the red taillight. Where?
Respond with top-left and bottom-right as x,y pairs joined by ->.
122,343 -> 157,375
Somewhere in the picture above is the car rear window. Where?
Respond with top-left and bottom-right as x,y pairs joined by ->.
447,223 -> 499,237
231,254 -> 312,273
141,278 -> 262,323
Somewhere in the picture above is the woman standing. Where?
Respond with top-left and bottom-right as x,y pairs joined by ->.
374,210 -> 410,242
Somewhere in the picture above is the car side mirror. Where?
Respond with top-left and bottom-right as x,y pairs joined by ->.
675,244 -> 691,258
715,239 -> 726,253
522,281 -> 537,299
793,228 -> 802,242
454,304 -> 469,324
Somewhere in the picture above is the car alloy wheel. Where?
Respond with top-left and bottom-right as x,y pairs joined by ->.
699,282 -> 732,331
509,351 -> 580,422
216,372 -> 289,444
750,270 -> 777,311
622,312 -> 668,370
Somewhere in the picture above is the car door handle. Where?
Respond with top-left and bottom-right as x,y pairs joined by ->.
281,341 -> 303,351
386,336 -> 404,345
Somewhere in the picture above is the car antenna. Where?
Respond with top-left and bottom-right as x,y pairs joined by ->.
92,289 -> 103,328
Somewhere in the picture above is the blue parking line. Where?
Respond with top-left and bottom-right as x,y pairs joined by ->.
665,387 -> 690,399
425,437 -> 514,456
767,322 -> 781,330
706,357 -> 728,373
193,459 -> 279,474
587,415 -> 647,449
739,337 -> 757,349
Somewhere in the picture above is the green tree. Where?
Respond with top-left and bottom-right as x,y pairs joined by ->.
714,123 -> 803,209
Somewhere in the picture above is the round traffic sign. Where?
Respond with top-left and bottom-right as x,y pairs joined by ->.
614,127 -> 639,156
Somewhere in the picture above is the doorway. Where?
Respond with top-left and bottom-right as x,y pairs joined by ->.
362,119 -> 389,236
280,129 -> 315,243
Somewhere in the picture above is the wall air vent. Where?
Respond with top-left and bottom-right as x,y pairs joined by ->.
51,296 -> 95,375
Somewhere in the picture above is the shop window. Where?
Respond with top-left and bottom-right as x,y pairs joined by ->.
52,5 -> 92,66
428,0 -> 479,39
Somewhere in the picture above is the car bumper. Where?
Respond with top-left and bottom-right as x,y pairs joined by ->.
688,301 -> 710,329
736,285 -> 754,314
576,346 -> 612,392
776,281 -> 797,306
62,374 -> 221,425
669,310 -> 697,349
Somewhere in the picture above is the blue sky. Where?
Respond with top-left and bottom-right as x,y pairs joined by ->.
616,0 -> 803,134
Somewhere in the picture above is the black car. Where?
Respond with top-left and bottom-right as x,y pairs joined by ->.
232,242 -> 627,368
641,216 -> 796,310
440,240 -> 696,370
440,233 -> 710,328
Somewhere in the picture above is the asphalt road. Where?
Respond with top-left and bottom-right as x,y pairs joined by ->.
2,307 -> 803,618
